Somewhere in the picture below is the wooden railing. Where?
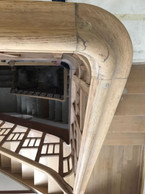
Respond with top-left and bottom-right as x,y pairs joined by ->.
0,121 -> 73,176
69,54 -> 90,174
0,113 -> 69,144
0,1 -> 133,193
0,147 -> 73,194
0,120 -> 73,193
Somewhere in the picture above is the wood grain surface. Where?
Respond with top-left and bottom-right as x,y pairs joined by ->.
86,146 -> 143,194
0,1 -> 133,193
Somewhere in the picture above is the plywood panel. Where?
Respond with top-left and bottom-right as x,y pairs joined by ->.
116,95 -> 145,116
85,146 -> 143,194
109,115 -> 145,133
105,133 -> 145,145
0,1 -> 76,52
115,65 -> 145,115
125,65 -> 145,94
86,65 -> 145,193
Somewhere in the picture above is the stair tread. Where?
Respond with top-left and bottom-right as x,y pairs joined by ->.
49,100 -> 55,120
21,96 -> 27,114
62,97 -> 69,124
16,95 -> 21,113
55,101 -> 62,122
26,97 -> 33,115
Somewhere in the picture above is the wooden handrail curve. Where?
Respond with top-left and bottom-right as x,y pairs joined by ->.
0,113 -> 69,144
0,1 -> 133,193
0,147 -> 73,194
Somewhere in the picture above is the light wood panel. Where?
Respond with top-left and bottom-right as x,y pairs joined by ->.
86,65 -> 145,192
106,65 -> 145,145
125,65 -> 145,94
109,116 -> 145,133
116,95 -> 145,116
105,133 -> 145,145
115,65 -> 145,116
0,1 -> 76,52
85,146 -> 143,194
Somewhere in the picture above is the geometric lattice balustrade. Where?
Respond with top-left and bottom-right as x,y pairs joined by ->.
0,120 -> 74,193
0,120 -> 73,177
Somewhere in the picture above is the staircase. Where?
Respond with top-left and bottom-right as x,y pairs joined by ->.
0,65 -> 69,124
0,121 -> 73,194
0,150 -> 71,194
16,96 -> 69,124
11,65 -> 68,102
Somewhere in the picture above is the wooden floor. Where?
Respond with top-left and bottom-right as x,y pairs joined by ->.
85,65 -> 145,194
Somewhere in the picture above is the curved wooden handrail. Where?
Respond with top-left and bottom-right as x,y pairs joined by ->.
74,4 -> 133,194
0,1 -> 133,193
0,113 -> 69,144
0,147 -> 73,194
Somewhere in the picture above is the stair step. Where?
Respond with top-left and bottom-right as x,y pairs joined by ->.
34,170 -> 48,187
22,164 -> 34,180
55,101 -> 62,122
31,98 -> 37,116
11,159 -> 22,174
49,100 -> 55,120
20,149 -> 36,180
62,97 -> 69,124
21,96 -> 27,114
39,156 -> 62,194
41,100 -> 49,118
26,97 -> 33,115
1,154 -> 11,169
36,98 -> 43,117
48,175 -> 63,194
16,92 -> 69,125
10,142 -> 22,174
1,143 -> 11,168
16,95 -> 21,113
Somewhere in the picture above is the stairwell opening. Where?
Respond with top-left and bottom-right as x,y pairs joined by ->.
0,59 -> 70,143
